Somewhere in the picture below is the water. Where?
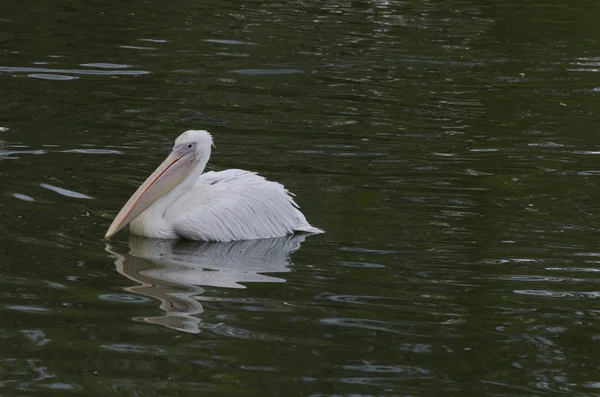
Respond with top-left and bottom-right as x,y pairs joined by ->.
2,0 -> 600,395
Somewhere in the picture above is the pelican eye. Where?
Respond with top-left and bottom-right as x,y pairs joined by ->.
174,142 -> 196,155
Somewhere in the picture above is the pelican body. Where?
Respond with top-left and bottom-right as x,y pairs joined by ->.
105,130 -> 322,242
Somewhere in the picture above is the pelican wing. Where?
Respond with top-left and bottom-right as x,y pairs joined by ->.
167,169 -> 321,241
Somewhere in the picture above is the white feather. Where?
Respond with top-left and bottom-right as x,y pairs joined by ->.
171,169 -> 321,241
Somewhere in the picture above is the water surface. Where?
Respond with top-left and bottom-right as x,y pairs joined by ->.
2,0 -> 600,396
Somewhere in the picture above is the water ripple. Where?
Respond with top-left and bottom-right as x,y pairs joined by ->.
119,45 -> 155,51
342,364 -> 431,375
0,149 -> 46,159
336,261 -> 385,268
12,193 -> 34,202
204,39 -> 256,45
28,74 -> 78,81
98,294 -> 151,303
212,325 -> 284,341
40,183 -> 93,200
139,38 -> 168,43
0,66 -> 149,76
321,317 -> 406,335
80,63 -> 131,69
514,290 -> 600,299
6,305 -> 51,313
231,68 -> 304,75
61,148 -> 122,155
496,275 -> 585,283
318,293 -> 405,309
546,267 -> 600,273
100,344 -> 166,354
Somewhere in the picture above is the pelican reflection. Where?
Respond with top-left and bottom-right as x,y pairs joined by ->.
106,234 -> 306,333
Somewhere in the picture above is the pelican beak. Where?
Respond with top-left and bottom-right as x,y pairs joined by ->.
105,150 -> 196,240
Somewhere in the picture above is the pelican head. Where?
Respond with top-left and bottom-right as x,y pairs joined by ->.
104,130 -> 213,240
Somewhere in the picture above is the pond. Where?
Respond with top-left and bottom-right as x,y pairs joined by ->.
2,0 -> 600,396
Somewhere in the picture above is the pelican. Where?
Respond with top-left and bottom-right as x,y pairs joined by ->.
105,130 -> 322,241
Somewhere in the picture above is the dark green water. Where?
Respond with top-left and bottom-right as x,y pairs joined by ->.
2,1 -> 600,395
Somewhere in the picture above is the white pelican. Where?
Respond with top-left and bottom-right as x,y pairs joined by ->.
105,130 -> 322,241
